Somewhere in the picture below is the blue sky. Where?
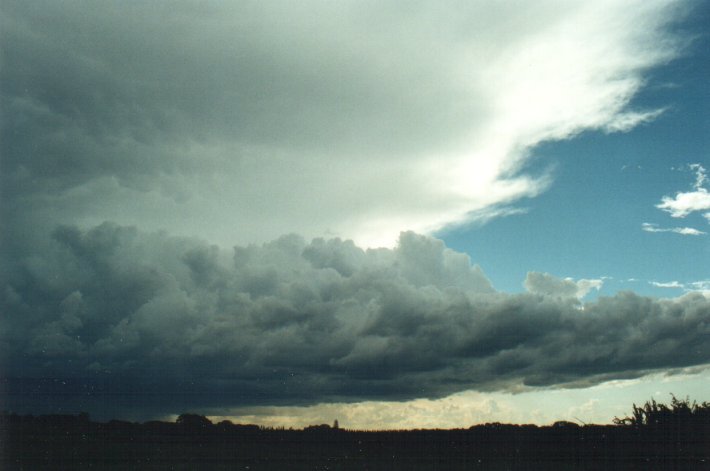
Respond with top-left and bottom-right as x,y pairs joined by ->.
439,5 -> 710,298
1,0 -> 708,428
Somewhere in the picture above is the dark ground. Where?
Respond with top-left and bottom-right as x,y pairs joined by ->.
2,412 -> 708,470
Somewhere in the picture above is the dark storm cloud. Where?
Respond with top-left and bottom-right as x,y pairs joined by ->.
2,224 -> 708,418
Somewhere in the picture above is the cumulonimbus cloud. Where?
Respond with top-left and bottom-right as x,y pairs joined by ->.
1,0 -> 704,421
2,224 -> 709,418
0,0 -> 688,248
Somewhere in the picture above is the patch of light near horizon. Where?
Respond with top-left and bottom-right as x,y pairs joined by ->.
205,367 -> 710,430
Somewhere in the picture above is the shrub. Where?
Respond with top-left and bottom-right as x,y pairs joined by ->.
613,395 -> 710,428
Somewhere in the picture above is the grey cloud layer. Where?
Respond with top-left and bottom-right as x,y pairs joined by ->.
0,0 -> 686,246
2,224 -> 708,417
1,1 -> 482,206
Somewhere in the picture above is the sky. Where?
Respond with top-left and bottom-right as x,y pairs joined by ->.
1,0 -> 708,428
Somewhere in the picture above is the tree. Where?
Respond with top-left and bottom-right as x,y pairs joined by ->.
176,413 -> 212,429
613,395 -> 710,428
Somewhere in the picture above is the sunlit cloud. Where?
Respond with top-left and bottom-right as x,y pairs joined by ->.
1,0 -> 685,248
649,279 -> 710,298
641,222 -> 706,236
656,164 -> 710,219
649,280 -> 684,289
524,272 -> 603,299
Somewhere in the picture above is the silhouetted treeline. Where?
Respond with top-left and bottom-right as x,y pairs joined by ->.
2,397 -> 708,470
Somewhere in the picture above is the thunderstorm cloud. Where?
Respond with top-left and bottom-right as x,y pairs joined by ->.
1,0 -> 706,419
2,224 -> 709,418
0,0 -> 686,247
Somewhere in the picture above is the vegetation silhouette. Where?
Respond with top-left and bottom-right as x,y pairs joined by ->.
613,394 -> 710,428
176,413 -> 213,430
2,396 -> 708,470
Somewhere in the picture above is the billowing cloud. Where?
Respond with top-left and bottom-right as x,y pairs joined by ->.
2,224 -> 709,419
641,222 -> 706,236
0,0 -> 686,248
656,164 -> 710,219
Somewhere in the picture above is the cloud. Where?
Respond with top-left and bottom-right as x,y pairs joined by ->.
524,272 -> 603,299
2,224 -> 709,419
212,366 -> 710,429
1,0 -> 704,422
649,281 -> 684,289
0,0 -> 687,248
602,108 -> 667,133
641,222 -> 706,236
656,164 -> 710,219
688,281 -> 710,291
649,280 -> 710,298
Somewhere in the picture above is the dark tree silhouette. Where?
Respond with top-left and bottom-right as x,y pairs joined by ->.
176,413 -> 212,429
613,395 -> 710,428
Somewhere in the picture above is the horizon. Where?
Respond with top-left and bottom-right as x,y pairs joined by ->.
6,392 -> 708,430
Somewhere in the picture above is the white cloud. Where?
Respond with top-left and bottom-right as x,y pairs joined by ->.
575,278 -> 605,297
656,164 -> 710,219
688,280 -> 710,291
649,280 -> 684,289
649,280 -> 710,298
603,108 -> 667,133
692,163 -> 708,188
687,280 -> 710,298
524,272 -> 603,299
1,0 -> 686,248
657,189 -> 710,218
641,222 -> 705,236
